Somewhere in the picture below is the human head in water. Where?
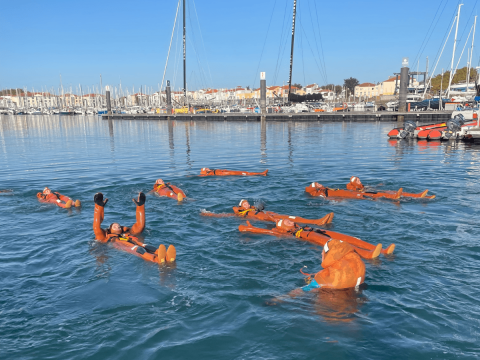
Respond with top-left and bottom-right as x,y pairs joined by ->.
350,176 -> 362,187
312,182 -> 324,188
276,218 -> 296,231
43,187 -> 51,195
155,179 -> 165,185
109,223 -> 123,235
200,167 -> 211,175
238,199 -> 250,209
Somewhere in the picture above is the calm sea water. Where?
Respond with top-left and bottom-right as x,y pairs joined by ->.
0,115 -> 479,359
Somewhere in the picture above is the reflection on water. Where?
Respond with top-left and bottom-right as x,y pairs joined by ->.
108,118 -> 115,154
260,118 -> 267,164
288,122 -> 294,166
185,123 -> 191,169
89,242 -> 112,279
313,287 -> 367,323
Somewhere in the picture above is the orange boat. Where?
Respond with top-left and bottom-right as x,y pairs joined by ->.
200,168 -> 268,176
239,219 -> 394,259
200,199 -> 334,226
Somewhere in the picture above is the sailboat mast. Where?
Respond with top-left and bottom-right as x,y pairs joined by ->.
467,15 -> 477,88
447,3 -> 463,97
183,0 -> 187,105
288,0 -> 297,101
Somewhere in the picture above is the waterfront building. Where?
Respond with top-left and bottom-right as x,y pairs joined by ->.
355,82 -> 376,97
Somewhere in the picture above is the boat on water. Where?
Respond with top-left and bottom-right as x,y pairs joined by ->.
388,111 -> 478,140
60,109 -> 75,115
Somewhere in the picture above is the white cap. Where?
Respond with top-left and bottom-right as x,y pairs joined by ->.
239,199 -> 246,207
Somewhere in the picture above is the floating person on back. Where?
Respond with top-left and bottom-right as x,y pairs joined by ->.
201,199 -> 333,226
306,177 -> 433,200
239,218 -> 394,259
93,192 -> 176,264
37,187 -> 81,208
346,176 -> 435,199
199,167 -> 268,176
152,179 -> 186,202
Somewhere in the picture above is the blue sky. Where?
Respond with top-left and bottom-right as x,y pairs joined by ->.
0,0 -> 478,93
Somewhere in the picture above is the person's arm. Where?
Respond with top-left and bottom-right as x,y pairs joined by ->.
130,192 -> 146,235
93,193 -> 108,241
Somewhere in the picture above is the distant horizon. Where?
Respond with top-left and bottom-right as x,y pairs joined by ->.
1,0 -> 478,91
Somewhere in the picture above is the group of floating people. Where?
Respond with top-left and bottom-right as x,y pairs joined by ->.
29,169 -> 434,294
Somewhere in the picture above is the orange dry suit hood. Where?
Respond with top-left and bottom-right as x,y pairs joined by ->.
347,176 -> 364,191
313,239 -> 366,289
200,167 -> 213,175
276,219 -> 298,233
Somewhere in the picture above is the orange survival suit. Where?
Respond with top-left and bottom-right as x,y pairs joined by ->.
345,176 -> 434,199
239,218 -> 393,259
346,176 -> 364,191
302,239 -> 365,291
37,187 -> 81,208
93,192 -> 145,242
153,180 -> 186,201
92,192 -> 176,264
305,182 -> 402,200
200,167 -> 268,176
231,200 -> 333,226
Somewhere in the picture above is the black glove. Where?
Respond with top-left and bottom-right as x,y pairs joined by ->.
133,192 -> 146,206
94,192 -> 108,207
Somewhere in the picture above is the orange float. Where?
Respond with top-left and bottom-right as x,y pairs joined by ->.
93,192 -> 176,264
200,167 -> 268,176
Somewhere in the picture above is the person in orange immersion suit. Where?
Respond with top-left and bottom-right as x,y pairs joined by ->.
306,182 -> 403,200
201,199 -> 334,226
346,176 -> 434,199
199,167 -> 268,176
346,176 -> 365,191
239,218 -> 392,259
278,239 -> 365,297
152,179 -> 186,201
37,187 -> 81,208
93,192 -> 176,264
268,238 -> 367,320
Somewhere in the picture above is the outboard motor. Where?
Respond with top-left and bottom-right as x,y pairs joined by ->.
398,120 -> 417,139
445,114 -> 465,139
